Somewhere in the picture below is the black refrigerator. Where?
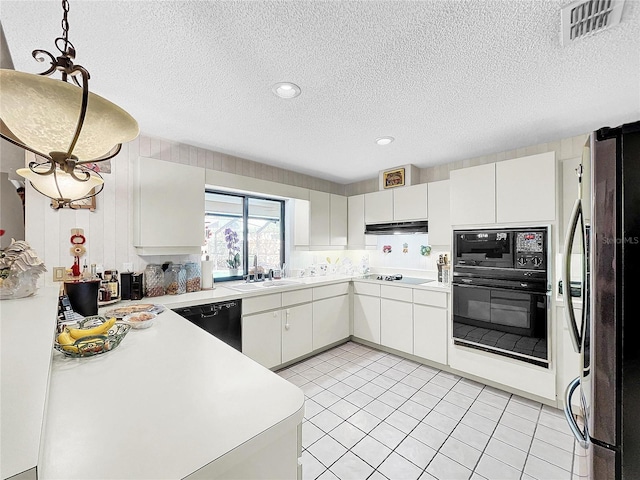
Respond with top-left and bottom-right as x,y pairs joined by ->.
563,120 -> 640,480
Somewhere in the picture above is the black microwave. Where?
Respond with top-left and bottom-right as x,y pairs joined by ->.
454,227 -> 547,271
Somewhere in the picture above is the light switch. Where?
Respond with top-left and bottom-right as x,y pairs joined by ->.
53,267 -> 66,282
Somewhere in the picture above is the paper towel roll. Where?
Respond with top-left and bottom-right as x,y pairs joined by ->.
201,260 -> 214,289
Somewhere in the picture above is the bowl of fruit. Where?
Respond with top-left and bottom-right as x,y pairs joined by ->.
54,316 -> 130,358
122,311 -> 157,329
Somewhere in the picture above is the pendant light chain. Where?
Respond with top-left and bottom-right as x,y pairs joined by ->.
61,0 -> 70,51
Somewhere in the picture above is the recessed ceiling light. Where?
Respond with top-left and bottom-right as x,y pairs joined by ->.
272,82 -> 301,99
376,136 -> 395,146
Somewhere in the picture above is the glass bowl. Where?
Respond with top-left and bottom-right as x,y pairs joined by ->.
122,311 -> 157,329
54,316 -> 131,358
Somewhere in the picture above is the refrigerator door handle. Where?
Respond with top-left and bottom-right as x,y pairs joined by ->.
563,197 -> 584,353
564,377 -> 589,449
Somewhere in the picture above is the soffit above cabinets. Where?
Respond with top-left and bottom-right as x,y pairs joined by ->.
2,1 -> 639,184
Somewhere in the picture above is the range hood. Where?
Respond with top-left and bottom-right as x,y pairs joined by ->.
364,221 -> 428,235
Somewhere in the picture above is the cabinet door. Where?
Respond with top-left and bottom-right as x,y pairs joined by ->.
309,191 -> 330,246
364,190 -> 393,224
348,195 -> 376,248
330,194 -> 348,246
427,180 -> 451,246
134,157 -> 204,254
312,295 -> 349,350
353,294 -> 381,344
496,152 -> 556,223
380,299 -> 413,354
242,311 -> 282,369
414,304 -> 448,364
393,184 -> 428,221
282,304 -> 313,364
292,199 -> 310,246
450,163 -> 496,225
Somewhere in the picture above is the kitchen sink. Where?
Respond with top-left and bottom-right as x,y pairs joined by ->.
226,279 -> 301,292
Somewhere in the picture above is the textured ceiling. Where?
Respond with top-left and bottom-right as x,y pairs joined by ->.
2,1 -> 639,184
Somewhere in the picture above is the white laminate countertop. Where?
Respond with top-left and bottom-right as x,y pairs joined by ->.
39,309 -> 305,479
1,287 -> 58,479
107,274 -> 450,312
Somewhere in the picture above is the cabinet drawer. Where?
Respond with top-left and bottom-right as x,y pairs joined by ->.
380,285 -> 412,302
353,282 -> 380,296
313,282 -> 349,301
242,293 -> 282,315
282,288 -> 313,307
413,289 -> 447,308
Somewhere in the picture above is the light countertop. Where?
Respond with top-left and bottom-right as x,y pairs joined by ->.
39,308 -> 305,479
1,287 -> 58,479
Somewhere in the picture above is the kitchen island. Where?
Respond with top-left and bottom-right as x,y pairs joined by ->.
38,305 -> 304,479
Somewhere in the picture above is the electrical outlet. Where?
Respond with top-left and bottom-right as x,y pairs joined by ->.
53,267 -> 66,282
122,262 -> 133,272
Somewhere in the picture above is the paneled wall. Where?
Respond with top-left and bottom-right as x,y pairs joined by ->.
345,133 -> 590,196
25,134 -> 345,286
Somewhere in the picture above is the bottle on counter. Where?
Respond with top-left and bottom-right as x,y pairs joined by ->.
437,255 -> 444,283
108,270 -> 120,299
144,264 -> 165,297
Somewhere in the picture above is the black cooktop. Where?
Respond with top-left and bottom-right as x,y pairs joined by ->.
366,274 -> 434,285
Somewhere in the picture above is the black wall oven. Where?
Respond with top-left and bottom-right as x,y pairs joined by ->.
452,227 -> 550,367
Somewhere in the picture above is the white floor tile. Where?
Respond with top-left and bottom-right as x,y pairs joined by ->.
368,470 -> 389,480
429,374 -> 458,390
524,454 -> 572,480
363,399 -> 396,420
367,362 -> 391,374
302,450 -> 327,480
315,362 -> 340,374
534,424 -> 575,452
317,469 -> 339,480
492,423 -> 533,452
451,382 -> 482,399
345,390 -> 374,408
529,438 -> 574,471
426,453 -> 473,480
351,435 -> 392,469
314,390 -> 342,408
411,390 -> 440,409
484,437 -> 528,471
385,410 -> 421,434
423,410 -> 458,435
369,421 -> 406,449
348,410 -> 381,433
305,399 -> 325,420
443,390 -> 475,409
396,435 -> 436,469
440,436 -> 483,470
476,389 -> 509,409
330,422 -> 367,449
500,411 -> 537,436
308,435 -> 348,468
421,381 -> 451,398
410,422 -> 448,450
474,454 -> 521,480
315,374 -> 340,389
359,381 -> 386,398
329,398 -> 360,420
382,367 -> 407,381
328,382 -> 356,398
354,367 -> 379,381
370,374 -> 397,389
341,374 -> 368,389
538,409 -> 574,434
302,382 -> 326,398
303,422 -> 325,448
505,399 -> 540,422
433,400 -> 467,422
378,390 -> 406,408
312,409 -> 344,433
460,411 -> 498,436
302,368 -> 327,381
450,423 -> 490,451
398,399 -> 431,421
329,451 -> 374,480
288,374 -> 311,387
400,374 -> 428,390
390,382 -> 418,399
378,452 -> 423,480
468,399 -> 503,422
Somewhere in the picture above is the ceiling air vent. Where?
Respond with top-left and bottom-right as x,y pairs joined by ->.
561,0 -> 626,45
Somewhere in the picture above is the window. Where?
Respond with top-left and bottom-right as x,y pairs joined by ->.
204,191 -> 284,280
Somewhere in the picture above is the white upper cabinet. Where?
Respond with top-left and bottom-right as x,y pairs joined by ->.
393,183 -> 428,221
292,199 -> 310,247
330,194 -> 348,246
496,152 -> 556,223
450,163 -> 496,226
364,190 -> 393,224
427,180 -> 451,246
133,157 -> 204,255
309,190 -> 330,246
308,191 -> 347,248
348,194 -> 377,248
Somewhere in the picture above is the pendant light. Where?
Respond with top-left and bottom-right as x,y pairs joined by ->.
0,0 -> 139,208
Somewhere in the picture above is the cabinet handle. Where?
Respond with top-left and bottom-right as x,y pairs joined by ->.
285,309 -> 290,330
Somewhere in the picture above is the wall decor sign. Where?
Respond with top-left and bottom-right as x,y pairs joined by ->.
383,168 -> 405,189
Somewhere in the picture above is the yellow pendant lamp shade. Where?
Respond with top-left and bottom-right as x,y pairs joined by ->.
16,165 -> 104,201
0,69 -> 139,162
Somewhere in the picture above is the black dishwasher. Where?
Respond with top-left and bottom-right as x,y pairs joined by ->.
173,300 -> 242,351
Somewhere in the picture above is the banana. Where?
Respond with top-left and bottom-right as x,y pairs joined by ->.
68,317 -> 116,340
57,329 -> 79,353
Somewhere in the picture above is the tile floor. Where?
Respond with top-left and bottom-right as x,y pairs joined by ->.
277,341 -> 581,480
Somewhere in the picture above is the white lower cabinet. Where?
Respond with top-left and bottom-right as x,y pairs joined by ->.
312,295 -> 350,350
282,304 -> 313,364
353,294 -> 381,344
413,304 -> 448,364
380,298 -> 413,354
243,310 -> 282,369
